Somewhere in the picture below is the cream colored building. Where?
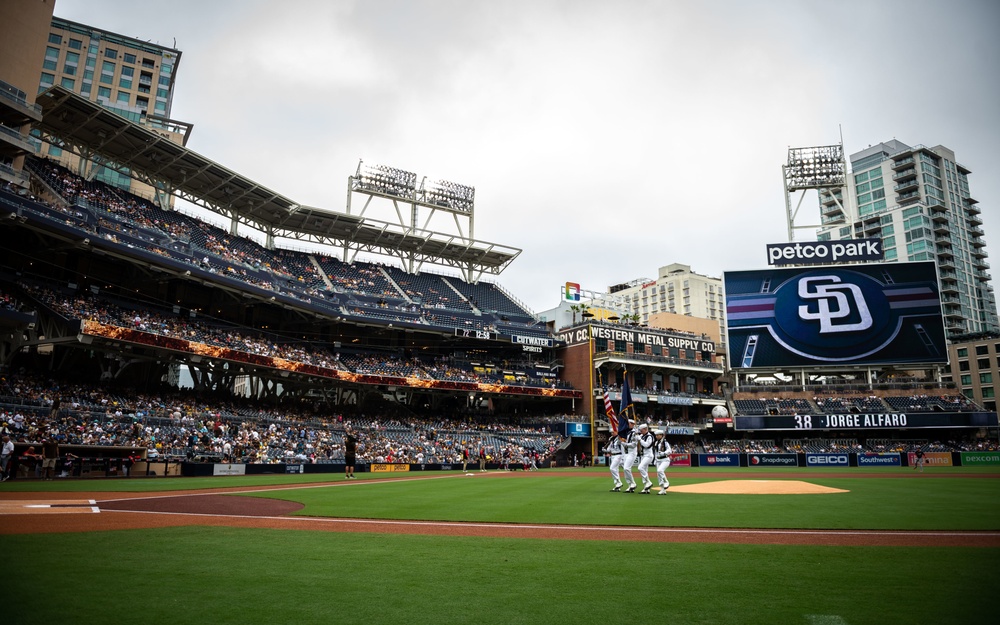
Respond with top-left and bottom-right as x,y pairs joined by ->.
31,15 -> 191,205
0,0 -> 52,187
610,263 -> 726,351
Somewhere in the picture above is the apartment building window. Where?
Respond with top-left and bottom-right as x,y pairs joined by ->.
97,86 -> 111,99
983,387 -> 995,398
48,33 -> 62,44
980,373 -> 993,384
959,361 -> 970,371
124,53 -> 136,64
68,38 -> 83,50
60,78 -> 75,90
105,48 -> 118,59
976,345 -> 989,355
961,375 -> 972,386
978,358 -> 990,369
43,47 -> 59,71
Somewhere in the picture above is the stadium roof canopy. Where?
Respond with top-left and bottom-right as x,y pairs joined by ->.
33,86 -> 520,278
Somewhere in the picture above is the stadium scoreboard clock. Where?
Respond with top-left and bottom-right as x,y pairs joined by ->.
734,412 -> 999,431
454,328 -> 498,340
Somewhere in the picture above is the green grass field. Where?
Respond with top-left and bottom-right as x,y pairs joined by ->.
3,467 -> 999,625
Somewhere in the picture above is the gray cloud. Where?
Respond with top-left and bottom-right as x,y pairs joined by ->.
53,0 -> 1000,312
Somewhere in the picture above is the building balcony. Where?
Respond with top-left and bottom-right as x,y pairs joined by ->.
925,197 -> 946,212
968,214 -> 983,227
938,257 -> 956,270
897,190 -> 921,204
891,156 -> 915,169
0,162 -> 29,187
940,281 -> 959,295
976,272 -> 992,282
892,167 -> 917,182
971,238 -> 987,249
0,79 -> 43,124
936,246 -> 954,259
933,221 -> 949,235
893,179 -> 919,193
974,258 -> 990,270
972,247 -> 987,259
0,124 -> 36,153
822,203 -> 844,217
970,227 -> 985,238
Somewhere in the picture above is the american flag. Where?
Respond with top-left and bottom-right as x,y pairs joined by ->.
603,389 -> 618,433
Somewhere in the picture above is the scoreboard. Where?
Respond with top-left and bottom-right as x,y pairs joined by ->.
734,412 -> 998,431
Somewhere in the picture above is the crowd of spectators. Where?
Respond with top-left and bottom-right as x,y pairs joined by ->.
0,371 -> 568,470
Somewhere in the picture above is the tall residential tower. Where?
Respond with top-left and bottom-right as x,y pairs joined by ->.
817,140 -> 997,338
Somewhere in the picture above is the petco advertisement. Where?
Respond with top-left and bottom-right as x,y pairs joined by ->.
805,453 -> 850,467
857,453 -> 902,467
699,453 -> 740,467
669,453 -> 692,467
748,453 -> 797,467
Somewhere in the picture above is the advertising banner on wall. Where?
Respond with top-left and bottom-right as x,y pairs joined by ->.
747,453 -> 798,467
856,452 -> 902,467
960,451 -> 1000,466
669,453 -> 692,467
805,453 -> 850,467
698,453 -> 740,467
725,261 -> 946,368
908,451 -> 953,467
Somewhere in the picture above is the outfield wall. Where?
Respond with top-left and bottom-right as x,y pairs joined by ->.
176,451 -> 1000,476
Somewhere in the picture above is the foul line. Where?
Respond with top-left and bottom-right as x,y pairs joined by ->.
97,508 -> 1000,539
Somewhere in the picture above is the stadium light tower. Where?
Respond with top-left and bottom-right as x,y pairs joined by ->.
782,142 -> 852,241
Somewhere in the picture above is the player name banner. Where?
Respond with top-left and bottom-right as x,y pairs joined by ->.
734,412 -> 998,431
371,463 -> 411,472
908,451 -> 953,467
960,452 -> 1000,465
857,453 -> 902,467
748,453 -> 797,466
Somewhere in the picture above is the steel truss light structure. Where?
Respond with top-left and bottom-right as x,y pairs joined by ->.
782,142 -> 853,241
348,160 -> 497,280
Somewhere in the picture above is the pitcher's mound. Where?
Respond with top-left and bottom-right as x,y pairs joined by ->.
671,480 -> 848,495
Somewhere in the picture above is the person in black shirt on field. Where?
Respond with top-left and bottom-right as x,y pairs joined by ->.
344,428 -> 357,479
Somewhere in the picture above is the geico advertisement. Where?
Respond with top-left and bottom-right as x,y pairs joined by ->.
805,453 -> 850,466
908,452 -> 953,467
371,463 -> 411,472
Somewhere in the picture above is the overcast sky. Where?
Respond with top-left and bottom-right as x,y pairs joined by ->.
53,0 -> 1000,313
